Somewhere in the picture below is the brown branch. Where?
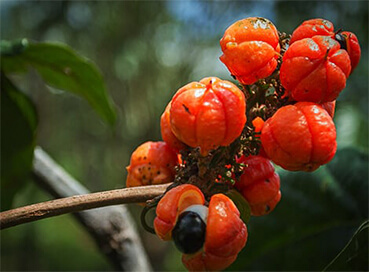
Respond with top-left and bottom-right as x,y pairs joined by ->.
30,147 -> 161,271
0,182 -> 169,230
0,147 -> 170,271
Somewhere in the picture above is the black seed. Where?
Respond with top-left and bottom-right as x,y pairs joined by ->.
172,211 -> 206,254
335,33 -> 347,51
265,178 -> 270,183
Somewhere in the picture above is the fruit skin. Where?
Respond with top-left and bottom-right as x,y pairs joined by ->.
280,35 -> 351,103
339,31 -> 361,73
154,184 -> 205,241
289,18 -> 361,74
261,102 -> 337,172
290,18 -> 334,44
182,194 -> 248,271
235,155 -> 281,216
251,191 -> 281,216
220,17 -> 280,85
160,102 -> 186,152
170,77 -> 246,156
126,141 -> 179,188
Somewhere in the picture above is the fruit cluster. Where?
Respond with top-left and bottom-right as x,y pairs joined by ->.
125,17 -> 360,271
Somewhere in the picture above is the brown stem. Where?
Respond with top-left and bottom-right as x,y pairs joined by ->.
31,147 -> 154,271
0,183 -> 170,230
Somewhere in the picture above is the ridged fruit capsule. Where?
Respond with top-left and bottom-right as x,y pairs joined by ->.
126,141 -> 178,188
335,31 -> 361,73
220,17 -> 280,85
182,194 -> 247,271
170,77 -> 246,156
235,155 -> 281,216
280,35 -> 351,103
289,18 -> 361,74
154,184 -> 205,241
290,18 -> 335,44
160,102 -> 186,152
261,102 -> 337,172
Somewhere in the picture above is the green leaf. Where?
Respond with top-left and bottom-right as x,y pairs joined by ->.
1,39 -> 117,125
323,220 -> 369,271
226,189 -> 251,223
227,148 -> 368,271
1,74 -> 38,211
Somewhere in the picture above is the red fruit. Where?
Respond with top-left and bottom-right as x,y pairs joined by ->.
182,194 -> 247,271
170,77 -> 246,156
160,102 -> 186,152
280,35 -> 351,103
251,190 -> 281,216
335,31 -> 361,73
289,18 -> 361,74
154,186 -> 247,271
236,155 -> 275,187
126,141 -> 179,188
261,102 -> 337,172
154,184 -> 205,241
235,155 -> 281,216
220,17 -> 280,85
290,18 -> 335,44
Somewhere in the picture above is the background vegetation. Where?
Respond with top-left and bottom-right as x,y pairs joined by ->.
1,1 -> 368,271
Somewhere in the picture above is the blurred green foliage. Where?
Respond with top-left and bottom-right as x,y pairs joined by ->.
1,1 -> 368,271
1,74 -> 37,210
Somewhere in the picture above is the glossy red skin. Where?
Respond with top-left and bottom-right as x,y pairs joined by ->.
280,36 -> 351,103
341,31 -> 361,73
182,194 -> 248,271
235,155 -> 281,216
220,17 -> 280,85
126,141 -> 179,187
160,102 -> 186,152
236,155 -> 276,187
261,102 -> 337,172
154,184 -> 205,241
251,190 -> 281,216
170,77 -> 246,156
290,18 -> 335,44
289,19 -> 360,74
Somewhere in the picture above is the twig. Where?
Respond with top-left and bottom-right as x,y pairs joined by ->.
1,147 -> 170,271
0,179 -> 169,230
